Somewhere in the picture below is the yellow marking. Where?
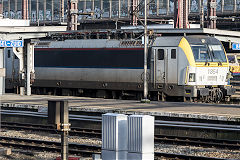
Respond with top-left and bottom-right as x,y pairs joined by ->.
185,66 -> 189,84
178,37 -> 196,67
195,62 -> 228,67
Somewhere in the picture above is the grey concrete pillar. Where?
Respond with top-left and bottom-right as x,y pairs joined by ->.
109,0 -> 112,18
234,0 -> 237,12
221,0 -> 224,13
100,0 -> 103,18
84,0 -> 86,12
127,0 -> 130,17
15,0 -> 17,19
60,0 -> 65,22
44,0 -> 46,23
29,0 -> 31,21
166,0 -> 169,15
36,0 -> 39,22
118,0 -> 121,18
157,0 -> 159,16
52,0 -> 54,22
0,48 -> 5,95
8,0 -> 10,18
23,42 -> 34,96
92,0 -> 95,19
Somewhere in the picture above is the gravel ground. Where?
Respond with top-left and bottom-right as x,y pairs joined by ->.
1,129 -> 240,159
155,143 -> 240,159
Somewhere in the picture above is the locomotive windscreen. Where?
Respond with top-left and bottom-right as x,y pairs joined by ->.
191,44 -> 227,63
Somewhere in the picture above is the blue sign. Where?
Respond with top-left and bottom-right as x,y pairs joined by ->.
0,40 -> 23,47
232,43 -> 240,50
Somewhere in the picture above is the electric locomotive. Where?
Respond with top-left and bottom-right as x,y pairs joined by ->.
5,35 -> 235,102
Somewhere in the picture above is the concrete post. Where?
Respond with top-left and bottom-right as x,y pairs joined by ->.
92,0 -> 95,19
109,0 -> 112,18
22,41 -> 34,96
29,0 -> 31,21
83,0 -> 86,12
44,0 -> 46,23
234,0 -> 237,13
156,0 -> 159,16
8,0 -> 10,18
0,48 -> 5,95
166,0 -> 169,15
60,0 -> 65,22
118,0 -> 121,18
100,0 -> 103,18
52,0 -> 54,22
15,0 -> 17,19
36,0 -> 39,22
128,0 -> 130,17
221,0 -> 224,13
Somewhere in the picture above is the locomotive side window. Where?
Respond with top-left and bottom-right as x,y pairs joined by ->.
158,49 -> 164,60
171,49 -> 176,59
7,50 -> 10,58
227,55 -> 235,63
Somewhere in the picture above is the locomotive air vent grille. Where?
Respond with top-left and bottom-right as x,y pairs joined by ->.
36,42 -> 51,47
120,41 -> 143,46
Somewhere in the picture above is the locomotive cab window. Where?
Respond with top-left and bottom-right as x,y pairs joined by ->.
158,49 -> 164,60
192,45 -> 227,63
171,49 -> 176,59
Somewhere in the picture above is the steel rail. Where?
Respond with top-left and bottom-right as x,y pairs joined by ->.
0,136 -> 226,160
1,109 -> 240,131
0,136 -> 100,157
2,121 -> 240,150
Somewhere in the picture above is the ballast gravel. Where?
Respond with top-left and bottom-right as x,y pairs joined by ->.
1,129 -> 240,159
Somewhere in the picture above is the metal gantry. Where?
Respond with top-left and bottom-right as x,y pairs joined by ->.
0,0 -> 239,26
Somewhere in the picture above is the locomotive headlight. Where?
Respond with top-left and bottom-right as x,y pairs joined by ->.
189,73 -> 196,82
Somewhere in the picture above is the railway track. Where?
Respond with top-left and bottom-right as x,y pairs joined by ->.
0,136 -> 100,157
2,121 -> 240,151
0,136 -> 226,160
1,110 -> 239,159
2,109 -> 240,132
